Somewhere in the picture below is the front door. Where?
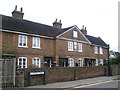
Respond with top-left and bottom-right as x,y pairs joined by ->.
59,58 -> 68,67
44,57 -> 53,67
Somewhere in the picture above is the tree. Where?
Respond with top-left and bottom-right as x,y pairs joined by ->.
109,56 -> 120,65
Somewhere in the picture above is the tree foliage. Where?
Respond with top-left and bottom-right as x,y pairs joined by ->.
109,56 -> 120,65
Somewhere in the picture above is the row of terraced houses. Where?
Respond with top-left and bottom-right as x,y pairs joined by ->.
0,6 -> 109,69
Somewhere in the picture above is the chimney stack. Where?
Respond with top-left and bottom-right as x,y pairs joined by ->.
80,25 -> 87,35
12,5 -> 24,19
53,18 -> 62,28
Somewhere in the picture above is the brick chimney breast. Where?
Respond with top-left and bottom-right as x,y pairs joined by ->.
80,25 -> 87,35
53,19 -> 62,28
12,5 -> 24,19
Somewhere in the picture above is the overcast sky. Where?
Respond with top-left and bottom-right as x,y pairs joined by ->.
0,0 -> 119,52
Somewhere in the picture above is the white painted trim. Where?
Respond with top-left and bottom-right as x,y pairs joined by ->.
90,44 -> 109,48
96,59 -> 99,66
32,37 -> 41,49
56,25 -> 91,44
32,57 -> 41,68
18,57 -> 27,69
74,25 -> 91,44
57,37 -> 89,44
18,35 -> 28,48
68,41 -> 74,51
78,58 -> 83,67
99,47 -> 103,55
0,29 -> 54,39
68,58 -> 74,67
78,43 -> 82,52
56,26 -> 75,37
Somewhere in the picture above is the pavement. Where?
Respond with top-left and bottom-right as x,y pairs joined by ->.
28,75 -> 120,88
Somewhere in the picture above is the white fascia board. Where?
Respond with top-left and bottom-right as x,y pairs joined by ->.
0,29 -> 54,39
90,44 -> 109,48
74,25 -> 91,44
56,25 -> 91,44
56,37 -> 89,44
56,26 -> 75,38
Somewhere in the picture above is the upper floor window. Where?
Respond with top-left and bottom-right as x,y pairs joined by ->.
18,35 -> 27,47
73,31 -> 78,38
32,57 -> 40,68
78,43 -> 82,52
99,47 -> 103,54
68,58 -> 74,67
68,41 -> 73,51
32,37 -> 40,48
74,42 -> 77,51
18,57 -> 27,69
94,46 -> 98,54
78,58 -> 83,67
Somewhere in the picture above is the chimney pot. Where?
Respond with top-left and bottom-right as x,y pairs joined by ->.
82,25 -> 84,29
55,18 -> 58,22
59,20 -> 61,23
20,7 -> 23,12
12,5 -> 24,19
15,5 -> 17,11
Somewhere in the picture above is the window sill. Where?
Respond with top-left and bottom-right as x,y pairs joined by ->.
68,50 -> 74,52
32,47 -> 41,49
95,52 -> 98,54
18,46 -> 28,48
78,51 -> 82,52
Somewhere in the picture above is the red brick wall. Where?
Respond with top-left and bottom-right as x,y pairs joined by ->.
2,32 -> 109,67
22,66 -> 105,86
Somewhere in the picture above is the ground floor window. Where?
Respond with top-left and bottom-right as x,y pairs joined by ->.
96,59 -> 98,66
68,58 -> 74,67
32,57 -> 40,68
100,59 -> 103,65
78,58 -> 83,67
18,57 -> 27,69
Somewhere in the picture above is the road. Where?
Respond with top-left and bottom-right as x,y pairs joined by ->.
71,80 -> 119,88
28,75 -> 120,89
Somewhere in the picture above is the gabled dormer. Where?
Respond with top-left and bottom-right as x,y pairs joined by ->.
56,25 -> 91,44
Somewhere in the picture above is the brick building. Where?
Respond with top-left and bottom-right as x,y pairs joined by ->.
0,6 -> 109,69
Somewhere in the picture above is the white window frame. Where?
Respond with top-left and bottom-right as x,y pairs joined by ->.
18,57 -> 27,69
32,57 -> 40,68
99,47 -> 103,54
78,43 -> 82,52
73,31 -> 78,38
74,42 -> 77,51
100,59 -> 103,65
68,58 -> 74,67
32,37 -> 41,49
18,35 -> 27,47
78,58 -> 83,67
68,41 -> 73,51
96,59 -> 98,66
94,46 -> 98,54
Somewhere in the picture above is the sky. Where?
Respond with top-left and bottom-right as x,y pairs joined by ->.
0,0 -> 119,52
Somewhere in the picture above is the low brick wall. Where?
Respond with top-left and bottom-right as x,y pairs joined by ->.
75,66 -> 105,80
110,65 -> 120,75
18,65 -> 119,86
21,66 -> 106,86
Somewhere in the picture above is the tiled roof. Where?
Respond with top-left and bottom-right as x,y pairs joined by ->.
1,15 -> 67,37
85,35 -> 108,47
1,15 -> 108,47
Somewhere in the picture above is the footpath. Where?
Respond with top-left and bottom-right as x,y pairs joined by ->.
28,75 -> 119,88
